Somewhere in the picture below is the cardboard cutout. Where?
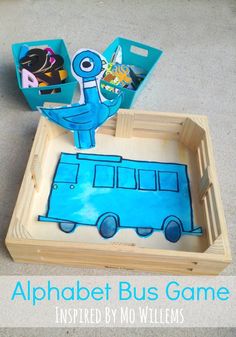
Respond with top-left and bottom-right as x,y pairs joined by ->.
38,49 -> 122,149
39,152 -> 203,243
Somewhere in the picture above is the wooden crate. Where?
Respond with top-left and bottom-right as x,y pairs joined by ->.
5,109 -> 231,274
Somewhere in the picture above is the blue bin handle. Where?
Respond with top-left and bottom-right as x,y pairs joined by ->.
128,41 -> 151,57
38,85 -> 62,96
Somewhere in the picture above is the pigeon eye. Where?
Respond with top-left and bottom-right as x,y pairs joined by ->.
80,58 -> 94,72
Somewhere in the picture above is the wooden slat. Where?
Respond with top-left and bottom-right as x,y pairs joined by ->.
197,146 -> 204,176
97,126 -> 115,136
8,241 -> 229,275
208,186 -> 222,236
132,129 -> 180,140
205,190 -> 218,242
205,235 -> 224,255
134,121 -> 182,133
134,111 -> 185,124
6,237 -> 230,263
38,132 -> 48,161
30,155 -> 42,192
180,117 -> 205,151
199,165 -> 213,201
199,139 -> 207,171
115,110 -> 134,137
203,121 -> 231,258
202,197 -> 213,245
202,135 -> 210,166
13,257 -> 224,275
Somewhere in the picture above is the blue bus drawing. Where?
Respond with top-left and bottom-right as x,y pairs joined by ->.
38,153 -> 202,243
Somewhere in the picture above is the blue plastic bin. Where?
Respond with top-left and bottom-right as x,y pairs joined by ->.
12,39 -> 77,110
101,37 -> 163,108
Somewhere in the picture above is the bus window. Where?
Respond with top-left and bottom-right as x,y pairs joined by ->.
93,165 -> 115,188
158,171 -> 179,192
54,163 -> 79,184
138,169 -> 157,191
117,167 -> 137,189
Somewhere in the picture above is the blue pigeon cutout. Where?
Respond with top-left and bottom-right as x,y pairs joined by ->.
38,49 -> 122,149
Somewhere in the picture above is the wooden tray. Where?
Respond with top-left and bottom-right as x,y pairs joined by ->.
5,109 -> 231,274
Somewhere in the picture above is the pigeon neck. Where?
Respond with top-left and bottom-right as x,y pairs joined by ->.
82,77 -> 101,104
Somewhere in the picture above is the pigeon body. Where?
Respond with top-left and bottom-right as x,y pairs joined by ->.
38,49 -> 122,149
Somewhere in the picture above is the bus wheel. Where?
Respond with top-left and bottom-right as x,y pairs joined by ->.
164,220 -> 181,243
136,227 -> 153,237
98,213 -> 118,239
59,222 -> 76,233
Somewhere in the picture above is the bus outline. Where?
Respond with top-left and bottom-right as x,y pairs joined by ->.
39,152 -> 203,243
